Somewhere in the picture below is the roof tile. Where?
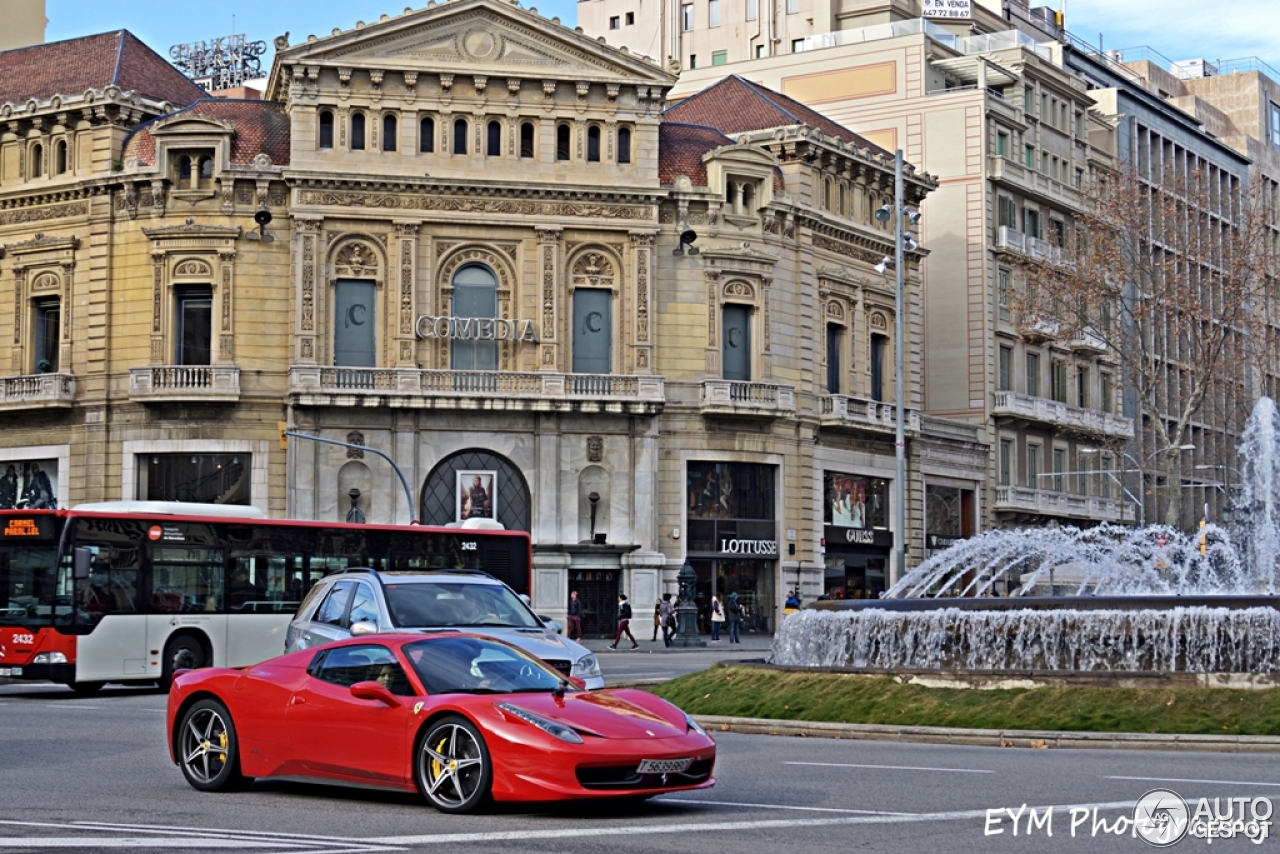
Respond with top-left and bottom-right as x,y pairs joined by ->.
123,100 -> 291,167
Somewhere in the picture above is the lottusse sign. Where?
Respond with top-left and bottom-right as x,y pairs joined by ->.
415,316 -> 540,343
718,538 -> 778,556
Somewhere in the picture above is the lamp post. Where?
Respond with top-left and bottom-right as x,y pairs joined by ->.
874,150 -> 920,585
283,430 -> 419,524
1080,443 -> 1194,527
671,561 -> 705,648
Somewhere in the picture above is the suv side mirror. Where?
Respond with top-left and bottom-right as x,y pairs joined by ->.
350,620 -> 378,636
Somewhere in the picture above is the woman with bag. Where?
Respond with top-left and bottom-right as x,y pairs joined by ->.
710,594 -> 724,642
726,591 -> 743,644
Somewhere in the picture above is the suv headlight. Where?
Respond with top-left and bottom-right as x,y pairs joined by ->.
33,652 -> 68,664
571,654 -> 601,679
497,703 -> 584,743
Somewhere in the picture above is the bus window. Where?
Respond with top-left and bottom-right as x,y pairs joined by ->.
150,546 -> 225,612
78,544 -> 140,623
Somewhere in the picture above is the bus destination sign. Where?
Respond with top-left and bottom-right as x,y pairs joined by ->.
1,515 -> 55,540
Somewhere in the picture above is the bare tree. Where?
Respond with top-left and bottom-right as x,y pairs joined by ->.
1015,162 -> 1273,527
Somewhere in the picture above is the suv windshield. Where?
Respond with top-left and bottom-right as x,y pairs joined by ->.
384,580 -> 541,629
403,637 -> 568,694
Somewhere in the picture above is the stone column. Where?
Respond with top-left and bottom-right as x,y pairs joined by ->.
295,218 -> 322,365
10,265 -> 25,372
149,252 -> 165,363
629,230 -> 655,374
535,225 -> 562,370
59,262 -> 74,371
393,221 -> 419,367
217,249 -> 236,363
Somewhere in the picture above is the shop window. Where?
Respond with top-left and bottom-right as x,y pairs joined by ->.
382,114 -> 397,152
826,324 -> 842,394
824,472 -> 887,530
572,289 -> 612,374
587,125 -> 601,162
137,453 -> 250,505
174,286 -> 212,367
722,304 -> 751,381
333,280 -> 376,368
453,119 -> 468,155
33,297 -> 60,373
870,333 -> 887,401
556,124 -> 571,161
450,265 -> 498,370
319,111 -> 335,149
686,462 -> 775,523
617,126 -> 631,164
351,113 -> 366,150
520,122 -> 535,158
420,117 -> 435,153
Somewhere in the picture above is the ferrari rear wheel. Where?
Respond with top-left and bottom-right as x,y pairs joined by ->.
416,715 -> 492,814
177,698 -> 248,792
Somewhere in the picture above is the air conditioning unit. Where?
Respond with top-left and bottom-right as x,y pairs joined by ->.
1171,59 -> 1217,79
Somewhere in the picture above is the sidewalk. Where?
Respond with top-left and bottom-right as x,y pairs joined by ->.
579,633 -> 774,654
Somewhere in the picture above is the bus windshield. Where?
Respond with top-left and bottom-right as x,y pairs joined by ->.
0,542 -> 72,630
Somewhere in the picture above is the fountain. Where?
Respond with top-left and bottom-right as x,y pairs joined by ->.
770,398 -> 1280,676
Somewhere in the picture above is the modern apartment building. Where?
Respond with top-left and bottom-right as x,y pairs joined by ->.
0,0 -> 46,51
609,0 -> 1138,534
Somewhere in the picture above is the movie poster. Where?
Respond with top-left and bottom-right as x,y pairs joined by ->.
456,470 -> 497,523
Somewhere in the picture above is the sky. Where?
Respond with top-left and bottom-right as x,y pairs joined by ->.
45,0 -> 1280,80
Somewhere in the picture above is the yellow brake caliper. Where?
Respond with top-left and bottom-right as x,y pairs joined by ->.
218,730 -> 228,764
432,737 -> 449,781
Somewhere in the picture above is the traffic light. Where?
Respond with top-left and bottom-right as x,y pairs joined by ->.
279,421 -> 289,451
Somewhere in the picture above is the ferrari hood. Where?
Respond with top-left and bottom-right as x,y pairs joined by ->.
499,689 -> 687,739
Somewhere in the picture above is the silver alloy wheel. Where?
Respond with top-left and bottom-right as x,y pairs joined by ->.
181,706 -> 230,785
420,722 -> 485,809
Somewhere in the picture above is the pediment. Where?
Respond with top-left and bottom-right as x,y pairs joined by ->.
149,115 -> 236,136
272,0 -> 675,86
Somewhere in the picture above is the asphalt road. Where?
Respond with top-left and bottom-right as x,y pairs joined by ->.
3,680 -> 1279,852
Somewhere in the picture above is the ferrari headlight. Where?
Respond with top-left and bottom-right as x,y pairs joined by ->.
571,653 -> 601,679
33,652 -> 67,664
497,703 -> 584,744
685,714 -> 708,737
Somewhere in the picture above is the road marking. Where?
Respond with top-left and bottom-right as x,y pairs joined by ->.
0,838 -> 300,849
784,761 -> 994,774
370,799 -> 1143,845
1107,775 -> 1280,788
0,819 -> 395,852
661,797 -> 916,815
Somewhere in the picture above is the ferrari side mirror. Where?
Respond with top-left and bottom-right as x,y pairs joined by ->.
349,680 -> 399,706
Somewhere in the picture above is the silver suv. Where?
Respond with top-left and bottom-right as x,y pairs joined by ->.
285,568 -> 604,689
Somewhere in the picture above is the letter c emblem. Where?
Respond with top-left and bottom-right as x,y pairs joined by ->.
727,328 -> 742,348
346,304 -> 367,328
586,311 -> 603,333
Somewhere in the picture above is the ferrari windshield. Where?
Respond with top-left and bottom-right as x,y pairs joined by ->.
403,636 -> 569,695
384,580 -> 541,629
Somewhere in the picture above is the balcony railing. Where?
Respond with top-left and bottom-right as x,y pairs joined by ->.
792,19 -> 1052,61
129,365 -> 241,403
988,159 -> 1080,210
699,380 -> 796,417
995,225 -> 1063,262
1,372 -> 75,411
993,390 -> 1134,439
819,394 -> 921,434
289,367 -> 665,414
994,486 -> 1136,523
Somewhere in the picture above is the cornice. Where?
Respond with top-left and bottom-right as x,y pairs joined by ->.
287,173 -> 664,206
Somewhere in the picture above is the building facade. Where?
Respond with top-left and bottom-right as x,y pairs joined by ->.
0,2 -> 986,636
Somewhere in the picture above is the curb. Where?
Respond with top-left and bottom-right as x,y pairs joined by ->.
690,715 -> 1280,752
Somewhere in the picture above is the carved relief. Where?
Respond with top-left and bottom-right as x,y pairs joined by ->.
151,256 -> 163,334
301,233 -> 316,332
173,259 -> 212,278
871,312 -> 888,330
570,250 -> 617,289
587,435 -> 603,463
12,268 -> 25,346
400,237 -> 414,335
332,239 -> 382,278
723,280 -> 755,300
296,190 -> 654,221
346,432 -> 365,459
31,272 -> 59,291
826,300 -> 845,319
0,201 -> 88,226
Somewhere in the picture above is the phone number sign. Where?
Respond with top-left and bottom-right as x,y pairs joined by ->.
923,0 -> 971,18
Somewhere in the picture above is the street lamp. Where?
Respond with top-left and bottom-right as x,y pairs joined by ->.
872,150 -> 920,585
1080,444 -> 1194,527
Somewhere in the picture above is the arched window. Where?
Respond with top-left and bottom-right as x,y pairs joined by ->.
198,156 -> 213,180
838,184 -> 845,216
617,126 -> 631,164
453,118 -> 468,155
319,111 -> 334,149
587,126 -> 601,162
30,143 -> 43,178
382,114 -> 397,152
725,181 -> 735,206
520,122 -> 535,158
420,117 -> 435,153
556,124 -> 571,161
743,183 -> 757,212
450,264 -> 498,370
487,120 -> 502,156
55,140 -> 68,174
178,155 -> 192,182
825,179 -> 833,211
351,113 -> 366,150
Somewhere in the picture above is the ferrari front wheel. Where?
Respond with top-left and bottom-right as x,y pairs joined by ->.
416,715 -> 492,814
177,698 -> 248,792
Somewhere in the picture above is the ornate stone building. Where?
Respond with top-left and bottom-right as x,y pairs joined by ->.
0,3 -> 986,635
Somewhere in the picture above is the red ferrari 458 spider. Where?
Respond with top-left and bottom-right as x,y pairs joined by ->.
166,633 -> 716,812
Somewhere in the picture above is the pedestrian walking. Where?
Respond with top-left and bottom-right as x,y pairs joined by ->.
726,591 -> 743,644
652,598 -> 662,641
566,590 -> 583,641
709,593 -> 724,641
609,594 -> 638,649
659,593 -> 675,647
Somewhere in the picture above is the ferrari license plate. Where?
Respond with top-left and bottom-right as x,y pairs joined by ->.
636,758 -> 693,774
0,668 -> 11,677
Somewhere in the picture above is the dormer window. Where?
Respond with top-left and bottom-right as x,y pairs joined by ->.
171,149 -> 216,191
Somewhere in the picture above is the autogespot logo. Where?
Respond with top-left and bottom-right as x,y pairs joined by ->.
1134,789 -> 1189,847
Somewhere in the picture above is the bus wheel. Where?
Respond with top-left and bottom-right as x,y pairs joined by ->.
66,681 -> 104,695
160,635 -> 205,691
